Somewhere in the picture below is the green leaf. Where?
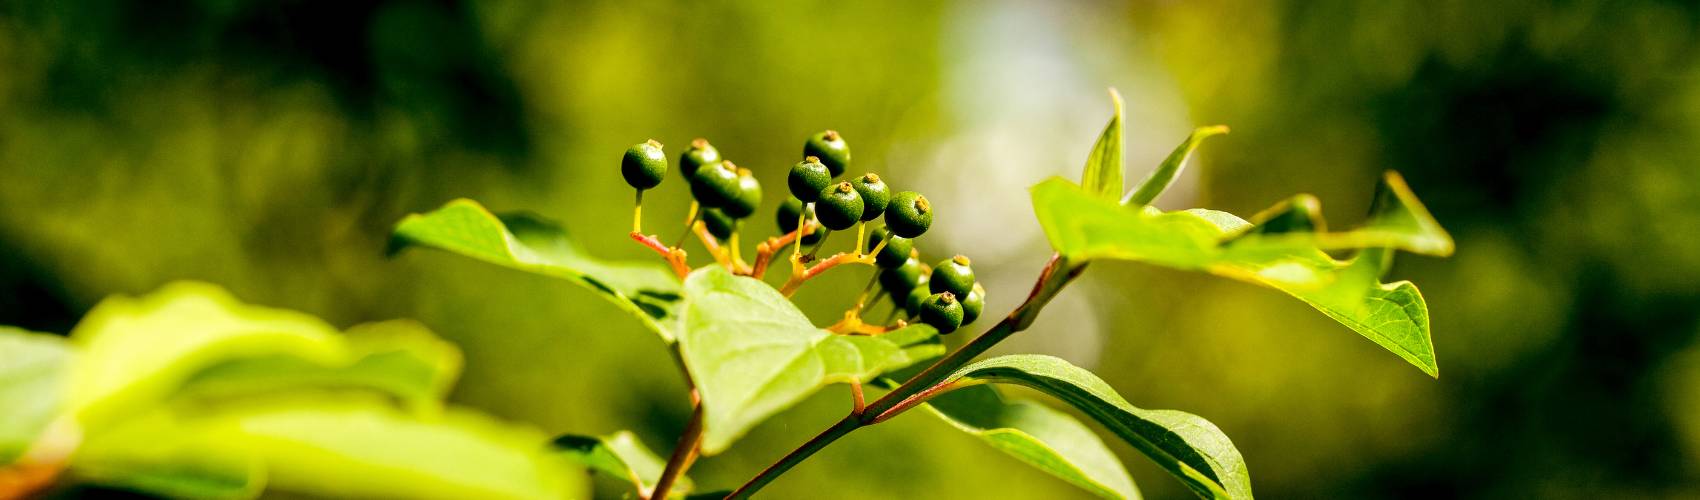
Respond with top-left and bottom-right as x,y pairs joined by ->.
1032,172 -> 1452,376
919,384 -> 1140,499
677,267 -> 943,454
552,430 -> 691,496
74,396 -> 585,500
66,282 -> 465,426
0,328 -> 73,465
944,355 -> 1251,499
391,198 -> 684,341
1124,125 -> 1230,206
1080,88 -> 1126,200
174,320 -> 462,412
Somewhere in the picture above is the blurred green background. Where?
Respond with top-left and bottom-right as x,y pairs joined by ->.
4,0 -> 1700,498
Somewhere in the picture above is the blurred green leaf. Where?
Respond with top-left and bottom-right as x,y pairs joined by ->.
1125,126 -> 1230,206
75,396 -> 584,500
552,430 -> 691,496
918,384 -> 1140,499
390,198 -> 683,341
1032,172 -> 1451,376
0,328 -> 73,465
66,283 -> 468,426
944,355 -> 1251,499
174,319 -> 462,412
67,282 -> 352,427
1080,88 -> 1125,200
678,267 -> 942,454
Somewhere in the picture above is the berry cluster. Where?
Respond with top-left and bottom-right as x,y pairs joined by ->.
619,131 -> 984,334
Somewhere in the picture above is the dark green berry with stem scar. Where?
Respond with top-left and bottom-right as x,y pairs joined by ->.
777,197 -> 826,245
879,257 -> 925,297
702,207 -> 737,240
868,227 -> 914,268
961,282 -> 985,325
788,157 -> 833,202
803,130 -> 850,177
885,191 -> 933,238
679,138 -> 721,179
919,291 -> 965,334
930,255 -> 975,297
621,139 -> 667,190
815,182 -> 863,231
691,161 -> 742,209
724,167 -> 762,219
850,173 -> 890,221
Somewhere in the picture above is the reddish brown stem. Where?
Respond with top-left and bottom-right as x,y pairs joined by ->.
630,232 -> 692,279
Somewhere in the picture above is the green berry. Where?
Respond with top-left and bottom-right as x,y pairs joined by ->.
724,167 -> 762,219
679,138 -> 721,179
961,283 -> 986,325
868,227 -> 913,268
929,255 -> 975,297
919,292 -> 964,334
621,139 -> 667,190
777,197 -> 826,245
691,161 -> 742,209
815,181 -> 863,231
904,277 -> 931,314
879,257 -> 924,296
788,157 -> 833,202
849,173 -> 890,221
803,130 -> 850,177
702,208 -> 738,240
884,191 -> 933,238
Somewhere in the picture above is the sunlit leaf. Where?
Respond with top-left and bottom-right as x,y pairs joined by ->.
677,267 -> 943,454
0,328 -> 73,465
944,355 -> 1251,499
1032,172 -> 1451,376
66,283 -> 464,426
1080,88 -> 1126,200
918,384 -> 1140,499
552,430 -> 691,495
390,198 -> 683,341
174,320 -> 462,412
1124,125 -> 1230,206
74,396 -> 584,500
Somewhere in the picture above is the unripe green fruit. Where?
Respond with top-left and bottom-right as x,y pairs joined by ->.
884,191 -> 933,238
724,168 -> 762,219
803,130 -> 850,177
679,138 -> 721,179
788,157 -> 833,203
929,255 -> 975,297
868,227 -> 914,268
850,173 -> 890,221
815,182 -> 864,231
777,197 -> 826,245
961,282 -> 986,325
919,292 -> 965,334
702,208 -> 738,240
904,277 -> 931,315
691,161 -> 742,209
621,139 -> 667,190
879,257 -> 924,297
